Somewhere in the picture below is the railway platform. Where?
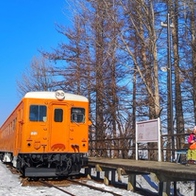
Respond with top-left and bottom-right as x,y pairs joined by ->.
86,157 -> 196,196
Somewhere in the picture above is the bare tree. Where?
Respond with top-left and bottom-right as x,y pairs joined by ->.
119,0 -> 161,119
168,0 -> 184,149
189,0 -> 196,124
17,56 -> 54,97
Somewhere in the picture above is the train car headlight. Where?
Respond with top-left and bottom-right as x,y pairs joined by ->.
55,90 -> 65,100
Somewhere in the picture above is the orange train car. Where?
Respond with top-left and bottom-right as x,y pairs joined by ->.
0,90 -> 91,177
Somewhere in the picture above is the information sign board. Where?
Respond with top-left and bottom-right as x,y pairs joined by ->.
135,118 -> 161,161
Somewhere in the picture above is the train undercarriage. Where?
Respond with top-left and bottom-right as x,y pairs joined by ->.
0,152 -> 88,177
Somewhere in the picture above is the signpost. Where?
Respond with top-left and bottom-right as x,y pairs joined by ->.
136,118 -> 161,161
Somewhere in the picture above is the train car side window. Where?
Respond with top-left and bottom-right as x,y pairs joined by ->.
71,108 -> 85,123
29,105 -> 47,122
54,109 -> 63,122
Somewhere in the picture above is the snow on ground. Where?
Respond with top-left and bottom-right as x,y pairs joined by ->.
0,161 -> 194,196
0,162 -> 140,196
0,162 -> 63,196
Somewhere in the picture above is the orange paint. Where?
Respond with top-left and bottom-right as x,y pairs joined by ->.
0,91 -> 90,157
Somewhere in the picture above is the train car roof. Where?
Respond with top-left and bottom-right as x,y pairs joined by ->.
24,91 -> 88,102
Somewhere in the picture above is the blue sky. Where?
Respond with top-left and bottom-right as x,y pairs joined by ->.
0,0 -> 71,125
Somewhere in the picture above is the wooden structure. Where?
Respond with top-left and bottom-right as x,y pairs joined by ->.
87,157 -> 196,196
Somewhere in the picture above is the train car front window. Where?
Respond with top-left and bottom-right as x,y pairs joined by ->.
54,108 -> 63,122
71,108 -> 85,123
29,105 -> 47,122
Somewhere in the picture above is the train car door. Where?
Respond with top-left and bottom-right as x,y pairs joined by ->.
49,103 -> 69,152
15,108 -> 23,155
69,106 -> 88,153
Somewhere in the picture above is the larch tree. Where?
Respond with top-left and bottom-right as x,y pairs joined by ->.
169,0 -> 185,149
119,0 -> 162,160
16,56 -> 54,98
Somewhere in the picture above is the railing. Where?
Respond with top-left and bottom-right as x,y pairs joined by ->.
88,133 -> 190,162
